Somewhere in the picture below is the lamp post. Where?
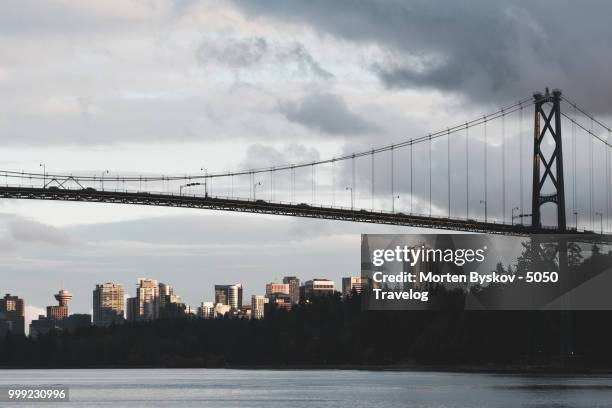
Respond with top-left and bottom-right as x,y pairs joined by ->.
253,181 -> 262,200
573,209 -> 578,230
511,207 -> 519,225
100,170 -> 109,190
346,186 -> 354,210
200,167 -> 208,197
596,212 -> 603,234
480,199 -> 487,223
39,163 -> 46,188
392,195 -> 400,213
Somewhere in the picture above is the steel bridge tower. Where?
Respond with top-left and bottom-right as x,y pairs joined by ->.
532,88 -> 566,231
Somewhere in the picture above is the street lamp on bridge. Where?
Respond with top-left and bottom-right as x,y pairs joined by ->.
480,200 -> 487,223
346,186 -> 354,210
100,170 -> 109,190
200,167 -> 210,197
253,181 -> 262,200
596,212 -> 603,234
39,163 -> 46,188
392,194 -> 400,213
511,207 -> 519,225
573,209 -> 579,230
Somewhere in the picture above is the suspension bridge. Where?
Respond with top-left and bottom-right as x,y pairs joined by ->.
2,88 -> 611,238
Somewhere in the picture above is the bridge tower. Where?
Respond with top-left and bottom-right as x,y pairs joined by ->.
532,88 -> 566,230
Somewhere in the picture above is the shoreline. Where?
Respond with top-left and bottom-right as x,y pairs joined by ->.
2,364 -> 612,375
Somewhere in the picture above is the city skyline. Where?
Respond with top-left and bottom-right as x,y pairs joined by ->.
3,272 -> 362,333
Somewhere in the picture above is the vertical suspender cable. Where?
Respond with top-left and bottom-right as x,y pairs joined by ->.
502,110 -> 506,223
410,140 -> 413,213
484,117 -> 488,222
604,129 -> 610,231
291,166 -> 295,203
429,133 -> 432,216
391,146 -> 394,212
311,164 -> 315,204
519,106 -> 524,217
590,118 -> 594,229
352,155 -> 356,208
572,105 -> 577,220
466,123 -> 469,219
608,129 -> 611,232
371,150 -> 375,211
447,129 -> 451,218
331,160 -> 335,206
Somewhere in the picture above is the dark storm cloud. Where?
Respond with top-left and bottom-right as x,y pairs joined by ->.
278,93 -> 380,135
230,0 -> 612,113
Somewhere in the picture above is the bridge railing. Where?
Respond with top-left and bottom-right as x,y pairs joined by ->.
0,181 -> 586,233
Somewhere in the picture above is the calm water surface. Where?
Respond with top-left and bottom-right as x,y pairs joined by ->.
0,369 -> 611,408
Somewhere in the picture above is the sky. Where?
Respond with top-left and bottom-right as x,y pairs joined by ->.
1,0 -> 612,326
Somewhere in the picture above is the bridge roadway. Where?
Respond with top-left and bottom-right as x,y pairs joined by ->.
0,186 -> 609,239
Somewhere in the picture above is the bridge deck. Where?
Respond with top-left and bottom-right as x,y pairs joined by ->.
0,186 -> 607,239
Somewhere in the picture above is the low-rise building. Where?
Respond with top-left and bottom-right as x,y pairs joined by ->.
342,277 -> 369,296
300,278 -> 335,301
265,283 -> 289,296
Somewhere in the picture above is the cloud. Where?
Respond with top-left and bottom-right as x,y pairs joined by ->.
196,36 -> 333,79
281,43 -> 333,79
278,93 -> 380,135
9,218 -> 76,246
0,0 -> 162,35
197,36 -> 269,68
239,143 -> 320,169
230,0 -> 612,113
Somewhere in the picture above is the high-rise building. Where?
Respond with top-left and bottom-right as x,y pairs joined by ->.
342,277 -> 368,296
47,289 -> 72,320
0,294 -> 25,336
265,283 -> 289,296
158,283 -> 173,309
283,276 -> 300,304
135,278 -> 160,321
300,279 -> 335,301
93,283 -> 125,327
214,284 -> 243,310
0,319 -> 10,337
251,295 -> 268,319
198,302 -> 215,319
126,297 -> 138,322
158,282 -> 186,319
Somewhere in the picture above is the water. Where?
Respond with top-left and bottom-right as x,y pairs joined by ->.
0,369 -> 611,408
